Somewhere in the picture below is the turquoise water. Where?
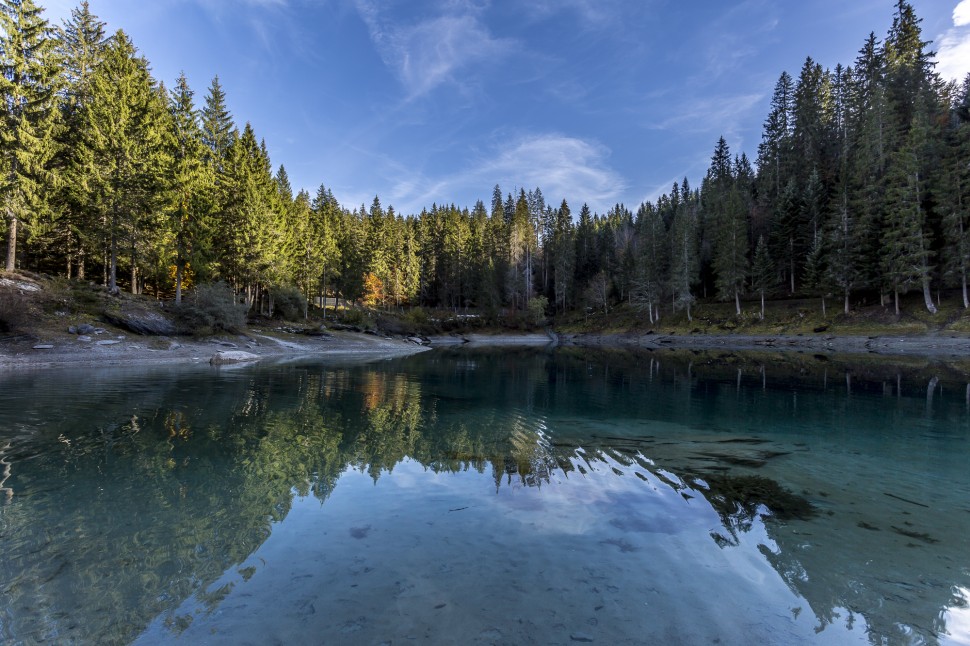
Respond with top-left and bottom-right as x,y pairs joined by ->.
0,348 -> 968,645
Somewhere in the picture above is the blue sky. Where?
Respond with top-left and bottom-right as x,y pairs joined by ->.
41,0 -> 970,215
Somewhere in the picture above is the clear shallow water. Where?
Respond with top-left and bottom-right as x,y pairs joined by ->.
0,349 -> 968,645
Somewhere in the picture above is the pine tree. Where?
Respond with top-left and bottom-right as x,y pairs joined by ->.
880,99 -> 936,315
201,75 -> 234,170
940,78 -> 970,307
632,201 -> 667,324
750,235 -> 774,319
757,71 -> 795,203
713,187 -> 749,315
669,197 -> 699,321
311,183 -> 342,318
550,199 -> 574,313
1,0 -> 60,271
76,30 -> 167,293
168,71 -> 212,303
53,0 -> 106,278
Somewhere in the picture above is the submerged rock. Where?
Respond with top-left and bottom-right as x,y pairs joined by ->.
210,351 -> 259,365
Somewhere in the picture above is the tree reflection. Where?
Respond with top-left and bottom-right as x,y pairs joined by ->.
0,349 -> 967,645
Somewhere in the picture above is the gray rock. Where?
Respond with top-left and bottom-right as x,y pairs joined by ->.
210,350 -> 260,365
77,335 -> 93,342
68,325 -> 78,334
77,323 -> 96,335
32,344 -> 54,350
102,309 -> 176,335
96,340 -> 120,346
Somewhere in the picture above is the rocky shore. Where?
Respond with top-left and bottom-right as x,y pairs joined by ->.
0,327 -> 430,370
560,331 -> 970,358
5,325 -> 970,371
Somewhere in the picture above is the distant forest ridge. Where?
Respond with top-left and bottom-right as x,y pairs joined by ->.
2,0 -> 969,320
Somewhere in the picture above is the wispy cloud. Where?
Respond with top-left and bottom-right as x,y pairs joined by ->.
377,132 -> 627,214
937,1 -> 970,81
647,93 -> 765,137
522,0 -> 626,27
354,0 -> 514,99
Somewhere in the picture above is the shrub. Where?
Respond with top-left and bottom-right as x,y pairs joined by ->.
270,285 -> 306,320
0,290 -> 31,333
403,306 -> 429,327
527,296 -> 549,327
175,282 -> 247,335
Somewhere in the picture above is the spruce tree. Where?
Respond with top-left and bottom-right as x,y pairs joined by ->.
750,235 -> 774,319
54,0 -> 106,278
76,30 -> 166,293
713,187 -> 749,315
632,201 -> 667,324
669,198 -> 699,321
880,99 -> 936,315
201,75 -> 234,170
551,199 -> 574,313
168,71 -> 212,303
1,0 -> 60,271
940,79 -> 970,307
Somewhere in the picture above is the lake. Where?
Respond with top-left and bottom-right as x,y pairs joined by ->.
0,347 -> 968,645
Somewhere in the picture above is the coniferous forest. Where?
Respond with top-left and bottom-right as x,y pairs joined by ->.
3,0 -> 970,322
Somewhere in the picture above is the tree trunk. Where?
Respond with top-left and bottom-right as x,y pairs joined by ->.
962,264 -> 968,309
789,238 -> 795,294
5,210 -> 17,272
922,277 -> 937,315
109,231 -> 118,294
760,291 -> 765,320
734,289 -> 741,316
844,289 -> 850,315
894,288 -> 900,316
175,262 -> 183,305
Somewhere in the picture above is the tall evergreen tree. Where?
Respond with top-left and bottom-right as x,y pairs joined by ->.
201,75 -> 234,170
1,0 -> 60,271
669,196 -> 699,321
53,0 -> 106,278
750,234 -> 774,319
76,30 -> 167,293
880,98 -> 936,314
632,201 -> 667,324
168,71 -> 212,303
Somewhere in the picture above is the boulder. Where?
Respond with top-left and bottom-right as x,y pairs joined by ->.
77,323 -> 96,335
102,308 -> 177,336
210,350 -> 259,365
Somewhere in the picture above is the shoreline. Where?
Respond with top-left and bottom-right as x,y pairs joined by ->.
0,329 -> 430,371
560,331 -> 970,358
4,328 -> 970,370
